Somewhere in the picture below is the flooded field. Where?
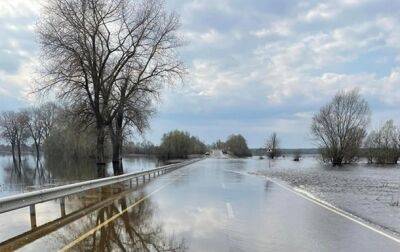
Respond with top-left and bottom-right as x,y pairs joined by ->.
254,155 -> 400,235
0,154 -> 159,198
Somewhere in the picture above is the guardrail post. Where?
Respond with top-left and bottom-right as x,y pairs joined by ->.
148,174 -> 151,180
60,197 -> 66,217
136,177 -> 139,186
143,175 -> 145,183
30,205 -> 36,229
130,179 -> 132,188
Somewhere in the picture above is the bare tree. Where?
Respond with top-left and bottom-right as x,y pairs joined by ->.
23,103 -> 56,163
311,90 -> 370,166
266,132 -> 280,159
0,111 -> 19,168
15,112 -> 30,168
37,0 -> 183,173
0,111 -> 30,169
24,108 -> 45,163
40,102 -> 58,139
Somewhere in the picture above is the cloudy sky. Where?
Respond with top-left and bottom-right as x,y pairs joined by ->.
1,0 -> 400,148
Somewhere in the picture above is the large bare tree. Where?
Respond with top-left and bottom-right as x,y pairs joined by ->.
311,90 -> 370,166
37,0 -> 183,173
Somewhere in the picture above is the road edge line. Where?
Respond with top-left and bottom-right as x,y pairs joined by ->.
224,168 -> 400,244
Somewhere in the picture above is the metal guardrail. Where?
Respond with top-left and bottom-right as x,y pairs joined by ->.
0,158 -> 202,215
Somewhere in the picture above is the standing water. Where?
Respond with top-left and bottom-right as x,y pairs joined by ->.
0,154 -> 159,198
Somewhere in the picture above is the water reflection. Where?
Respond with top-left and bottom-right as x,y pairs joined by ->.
0,154 -> 159,197
0,183 -> 186,251
70,190 -> 187,251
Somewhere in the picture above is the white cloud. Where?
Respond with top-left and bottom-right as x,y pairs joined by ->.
185,29 -> 223,45
251,21 -> 292,38
302,3 -> 339,22
0,0 -> 42,18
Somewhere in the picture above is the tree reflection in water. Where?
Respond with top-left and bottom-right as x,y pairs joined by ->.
57,186 -> 187,251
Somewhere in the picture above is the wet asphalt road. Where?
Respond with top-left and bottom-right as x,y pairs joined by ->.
2,158 -> 400,251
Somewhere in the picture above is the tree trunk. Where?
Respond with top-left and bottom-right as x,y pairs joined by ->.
17,139 -> 22,170
110,112 -> 124,175
11,142 -> 17,169
96,124 -> 107,178
34,140 -> 40,167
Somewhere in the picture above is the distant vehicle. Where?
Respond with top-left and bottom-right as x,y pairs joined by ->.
205,152 -> 210,155
222,150 -> 227,154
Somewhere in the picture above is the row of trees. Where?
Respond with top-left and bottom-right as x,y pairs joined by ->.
311,89 -> 400,166
0,103 -> 57,170
36,0 -> 184,175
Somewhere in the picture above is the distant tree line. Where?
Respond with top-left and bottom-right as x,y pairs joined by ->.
157,130 -> 208,160
123,141 -> 157,155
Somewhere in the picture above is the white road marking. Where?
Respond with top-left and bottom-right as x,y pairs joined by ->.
223,168 -> 400,244
226,202 -> 234,219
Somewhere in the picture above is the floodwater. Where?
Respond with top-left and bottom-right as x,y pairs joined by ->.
256,155 -> 400,235
0,154 -> 159,198
1,157 -> 400,251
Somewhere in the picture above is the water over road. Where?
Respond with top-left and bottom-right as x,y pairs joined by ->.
1,157 -> 400,251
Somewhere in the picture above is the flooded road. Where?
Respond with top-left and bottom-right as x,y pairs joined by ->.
1,158 -> 400,251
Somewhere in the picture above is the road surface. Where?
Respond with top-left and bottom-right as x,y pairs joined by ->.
1,157 -> 400,251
